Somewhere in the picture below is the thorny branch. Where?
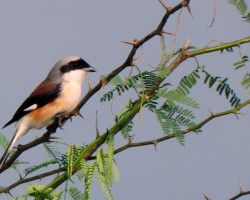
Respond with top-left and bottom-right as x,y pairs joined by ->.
1,98 -> 250,195
0,0 -> 192,174
0,0 -> 249,199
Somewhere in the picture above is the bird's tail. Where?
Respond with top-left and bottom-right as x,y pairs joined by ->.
0,133 -> 19,170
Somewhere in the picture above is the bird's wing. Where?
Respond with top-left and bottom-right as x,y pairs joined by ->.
2,81 -> 61,128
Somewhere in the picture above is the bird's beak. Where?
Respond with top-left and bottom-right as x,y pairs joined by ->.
86,66 -> 96,72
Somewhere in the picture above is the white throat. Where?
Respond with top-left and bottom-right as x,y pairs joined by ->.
62,69 -> 86,84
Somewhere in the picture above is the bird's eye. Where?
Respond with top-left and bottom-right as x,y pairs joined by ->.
73,62 -> 78,66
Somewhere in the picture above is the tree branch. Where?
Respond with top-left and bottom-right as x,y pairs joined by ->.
229,190 -> 250,200
0,0 -> 191,174
0,167 -> 66,194
114,99 -> 250,154
0,0 -> 249,198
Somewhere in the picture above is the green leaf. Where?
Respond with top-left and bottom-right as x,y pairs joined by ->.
43,143 -> 64,166
66,146 -> 75,178
69,187 -> 85,200
84,161 -> 97,200
0,133 -> 10,150
24,160 -> 58,176
158,67 -> 170,79
96,149 -> 105,174
27,184 -> 61,200
110,75 -> 124,85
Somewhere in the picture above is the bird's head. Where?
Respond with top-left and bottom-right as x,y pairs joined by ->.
46,56 -> 96,83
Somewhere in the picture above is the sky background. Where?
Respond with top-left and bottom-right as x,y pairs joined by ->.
0,1 -> 250,200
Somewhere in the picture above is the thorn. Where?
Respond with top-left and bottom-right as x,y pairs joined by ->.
203,194 -> 211,200
18,172 -> 23,180
87,78 -> 92,91
100,79 -> 108,92
186,4 -> 194,18
183,38 -> 191,50
120,39 -> 139,46
74,110 -> 87,120
235,113 -> 239,120
239,182 -> 244,193
208,109 -> 215,117
95,111 -> 100,138
132,54 -> 142,62
58,125 -> 64,130
7,191 -> 13,197
78,112 -> 87,120
233,112 -> 244,120
153,141 -> 157,151
128,135 -> 134,144
161,29 -> 176,36
49,136 -> 62,140
158,0 -> 171,12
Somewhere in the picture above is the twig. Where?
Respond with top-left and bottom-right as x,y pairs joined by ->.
113,99 -> 250,154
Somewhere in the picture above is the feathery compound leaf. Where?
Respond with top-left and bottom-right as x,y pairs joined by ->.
233,55 -> 249,70
84,161 -> 97,200
0,133 -> 10,150
24,160 -> 58,176
155,100 -> 200,144
100,70 -> 159,103
95,136 -> 119,200
67,145 -> 82,177
96,149 -> 105,174
27,184 -> 62,200
155,109 -> 182,136
227,0 -> 250,23
120,121 -> 134,140
109,75 -> 124,85
67,146 -> 75,178
21,195 -> 28,200
43,143 -> 64,166
158,66 -> 171,79
241,73 -> 250,89
110,160 -> 120,183
76,159 -> 88,181
142,71 -> 158,90
174,68 -> 201,95
115,100 -> 135,139
69,187 -> 85,200
96,169 -> 114,200
201,68 -> 241,107
165,90 -> 199,109
66,145 -> 83,178
106,133 -> 115,187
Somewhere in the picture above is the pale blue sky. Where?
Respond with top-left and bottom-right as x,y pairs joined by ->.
0,1 -> 250,200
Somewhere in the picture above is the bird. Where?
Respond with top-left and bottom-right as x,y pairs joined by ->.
0,56 -> 96,170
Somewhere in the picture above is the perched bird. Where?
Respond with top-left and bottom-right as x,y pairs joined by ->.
0,56 -> 96,169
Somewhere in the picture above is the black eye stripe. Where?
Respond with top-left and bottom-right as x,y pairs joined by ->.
60,59 -> 91,73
